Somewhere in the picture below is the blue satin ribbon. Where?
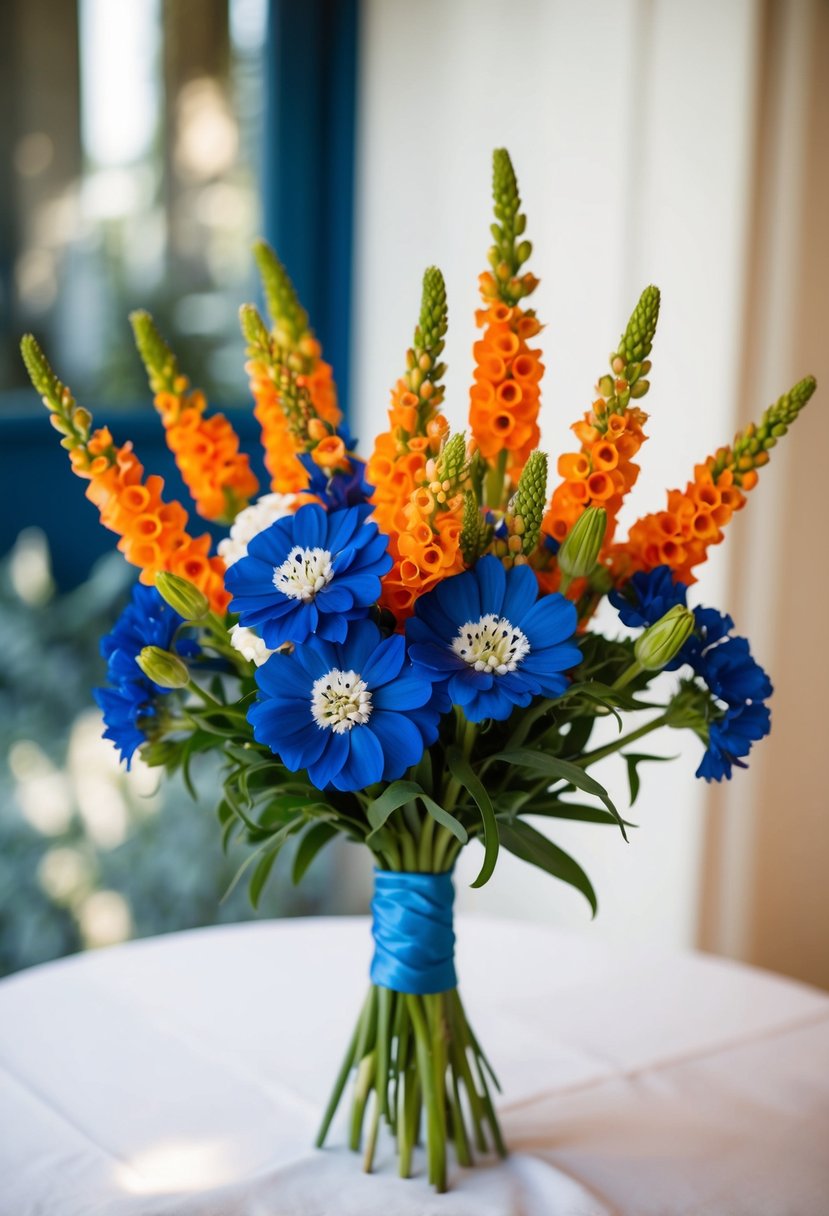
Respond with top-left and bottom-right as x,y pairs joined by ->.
370,869 -> 457,995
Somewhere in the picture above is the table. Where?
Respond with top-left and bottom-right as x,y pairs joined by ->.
1,918 -> 828,1215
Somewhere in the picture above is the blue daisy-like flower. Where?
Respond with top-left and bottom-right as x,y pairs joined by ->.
248,619 -> 441,791
406,555 -> 581,723
94,583 -> 194,767
609,565 -> 689,629
224,502 -> 392,648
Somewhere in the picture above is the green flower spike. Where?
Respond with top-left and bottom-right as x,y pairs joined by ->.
507,450 -> 548,559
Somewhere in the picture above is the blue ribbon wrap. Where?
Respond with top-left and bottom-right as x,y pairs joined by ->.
370,869 -> 457,995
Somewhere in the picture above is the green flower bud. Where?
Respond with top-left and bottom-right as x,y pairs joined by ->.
557,507 -> 607,579
634,605 -> 695,671
154,571 -> 210,621
252,239 -> 309,342
510,450 -> 547,554
137,646 -> 190,689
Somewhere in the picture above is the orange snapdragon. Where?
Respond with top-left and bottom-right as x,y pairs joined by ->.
367,267 -> 462,620
542,402 -> 648,546
613,463 -> 744,584
153,386 -> 258,522
248,242 -> 341,493
131,311 -> 258,524
83,433 -> 229,610
541,286 -> 660,555
611,374 -> 816,585
21,332 -> 229,613
469,283 -> 543,481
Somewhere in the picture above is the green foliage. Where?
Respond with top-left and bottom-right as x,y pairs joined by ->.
498,820 -> 597,915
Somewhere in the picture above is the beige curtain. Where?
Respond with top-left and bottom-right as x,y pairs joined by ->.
698,0 -> 829,990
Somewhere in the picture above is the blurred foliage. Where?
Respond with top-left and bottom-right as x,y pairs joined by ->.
0,530 -> 338,978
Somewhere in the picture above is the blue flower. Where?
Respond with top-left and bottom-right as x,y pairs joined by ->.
297,452 -> 373,509
248,619 -> 441,791
93,583 -> 192,767
609,565 -> 688,629
406,555 -> 581,723
679,608 -> 772,782
697,702 -> 771,782
225,503 -> 392,648
610,569 -> 772,782
297,426 -> 373,509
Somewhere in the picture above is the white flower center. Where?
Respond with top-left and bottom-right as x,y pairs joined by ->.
273,546 -> 334,602
311,668 -> 372,734
451,613 -> 530,675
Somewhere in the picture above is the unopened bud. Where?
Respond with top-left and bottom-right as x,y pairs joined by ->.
557,507 -> 607,579
136,646 -> 190,689
634,605 -> 695,671
155,571 -> 209,621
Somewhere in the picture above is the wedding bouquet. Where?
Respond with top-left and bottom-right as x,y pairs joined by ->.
21,150 -> 814,1191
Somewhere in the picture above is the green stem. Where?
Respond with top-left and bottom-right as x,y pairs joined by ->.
612,659 -> 644,691
575,711 -> 670,768
431,825 -> 455,873
316,988 -> 371,1147
418,811 -> 436,871
407,993 -> 446,1190
485,448 -> 509,510
400,828 -> 418,873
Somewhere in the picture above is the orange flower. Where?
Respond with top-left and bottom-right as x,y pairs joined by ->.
541,286 -> 660,555
246,246 -> 342,493
469,298 -> 543,481
82,432 -> 229,610
131,311 -> 258,523
610,376 -> 817,585
20,334 -> 229,613
241,311 -> 344,496
542,403 -> 648,546
154,386 -> 258,522
611,464 -> 745,585
379,491 -> 465,621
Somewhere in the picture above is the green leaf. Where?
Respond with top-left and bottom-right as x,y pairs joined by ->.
292,822 -> 339,884
624,751 -> 674,806
445,745 -> 499,887
491,749 -> 627,840
505,799 -> 635,828
418,794 -> 468,844
250,845 -> 281,908
366,780 -> 423,836
498,820 -> 597,916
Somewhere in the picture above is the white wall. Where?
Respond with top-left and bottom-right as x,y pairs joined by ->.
352,0 -> 760,948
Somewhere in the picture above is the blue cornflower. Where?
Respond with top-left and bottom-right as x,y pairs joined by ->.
679,607 -> 772,782
248,619 -> 441,791
610,569 -> 772,781
697,702 -> 771,782
406,555 -> 581,723
94,583 -> 193,767
297,426 -> 373,509
225,503 -> 392,648
609,565 -> 688,629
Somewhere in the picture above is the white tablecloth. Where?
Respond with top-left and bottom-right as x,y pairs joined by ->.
1,917 -> 828,1215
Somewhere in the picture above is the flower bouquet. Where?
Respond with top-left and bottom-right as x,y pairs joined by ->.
21,150 -> 814,1192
